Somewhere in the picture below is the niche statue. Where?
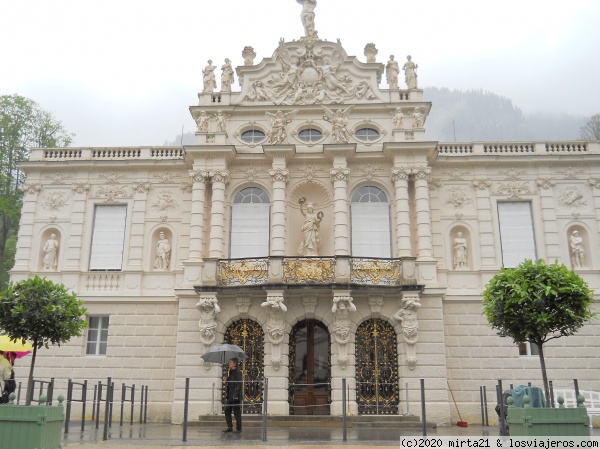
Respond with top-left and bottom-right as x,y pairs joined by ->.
298,197 -> 323,256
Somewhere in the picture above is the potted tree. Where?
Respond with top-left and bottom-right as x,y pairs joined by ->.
482,259 -> 595,435
0,276 -> 87,449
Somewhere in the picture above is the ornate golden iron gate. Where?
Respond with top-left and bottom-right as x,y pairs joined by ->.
355,318 -> 399,414
222,319 -> 264,414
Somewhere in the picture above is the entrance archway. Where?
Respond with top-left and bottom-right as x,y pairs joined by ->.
289,319 -> 331,415
355,318 -> 399,414
223,319 -> 264,414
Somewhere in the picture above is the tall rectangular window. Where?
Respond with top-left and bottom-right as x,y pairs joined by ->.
230,203 -> 270,258
351,203 -> 392,258
89,205 -> 127,270
86,316 -> 109,355
497,202 -> 536,267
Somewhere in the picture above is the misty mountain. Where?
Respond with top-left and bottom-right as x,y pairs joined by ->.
162,88 -> 589,145
423,87 -> 588,142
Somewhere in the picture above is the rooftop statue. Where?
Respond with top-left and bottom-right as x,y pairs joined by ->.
403,55 -> 418,89
297,0 -> 318,38
386,55 -> 399,90
220,59 -> 234,93
202,60 -> 217,93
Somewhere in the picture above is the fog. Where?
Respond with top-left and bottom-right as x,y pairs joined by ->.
1,0 -> 598,146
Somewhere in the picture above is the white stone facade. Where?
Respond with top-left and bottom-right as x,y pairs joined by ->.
11,5 -> 600,426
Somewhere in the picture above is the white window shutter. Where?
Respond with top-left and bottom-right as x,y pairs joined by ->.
230,203 -> 270,258
89,205 -> 127,270
351,203 -> 392,258
497,202 -> 536,267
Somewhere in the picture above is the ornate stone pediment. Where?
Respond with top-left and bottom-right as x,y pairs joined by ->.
234,38 -> 384,106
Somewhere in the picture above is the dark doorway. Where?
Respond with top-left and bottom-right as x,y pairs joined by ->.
289,319 -> 331,415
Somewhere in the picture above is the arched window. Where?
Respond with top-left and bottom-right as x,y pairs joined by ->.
230,187 -> 270,258
350,186 -> 391,258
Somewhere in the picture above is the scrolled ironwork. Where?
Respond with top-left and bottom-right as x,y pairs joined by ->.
282,257 -> 335,284
217,258 -> 269,286
355,318 -> 399,414
223,319 -> 264,414
350,258 -> 403,285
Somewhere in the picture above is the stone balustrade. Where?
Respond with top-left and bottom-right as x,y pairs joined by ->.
33,147 -> 186,161
437,141 -> 599,156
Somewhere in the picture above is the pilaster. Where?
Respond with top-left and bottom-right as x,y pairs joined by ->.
391,166 -> 412,257
208,169 -> 229,258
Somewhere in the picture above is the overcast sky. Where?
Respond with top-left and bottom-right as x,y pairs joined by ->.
1,0 -> 599,147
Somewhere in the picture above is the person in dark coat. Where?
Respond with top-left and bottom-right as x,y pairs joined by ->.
223,357 -> 242,433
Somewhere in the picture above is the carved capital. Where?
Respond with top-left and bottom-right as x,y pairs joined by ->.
330,167 -> 350,183
209,169 -> 230,185
71,182 -> 90,194
188,169 -> 210,183
21,183 -> 43,195
132,181 -> 152,194
390,166 -> 411,182
411,165 -> 431,180
269,167 -> 289,183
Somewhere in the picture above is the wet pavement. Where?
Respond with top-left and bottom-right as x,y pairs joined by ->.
60,420 -> 599,448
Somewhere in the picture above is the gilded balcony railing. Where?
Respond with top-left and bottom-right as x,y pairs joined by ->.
217,258 -> 269,286
350,258 -> 403,286
282,257 -> 336,285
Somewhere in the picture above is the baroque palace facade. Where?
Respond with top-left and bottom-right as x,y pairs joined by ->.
11,2 -> 600,424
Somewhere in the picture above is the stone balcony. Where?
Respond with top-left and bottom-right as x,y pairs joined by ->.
198,256 -> 418,290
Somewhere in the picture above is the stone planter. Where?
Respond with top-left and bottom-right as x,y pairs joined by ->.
507,394 -> 590,436
0,393 -> 65,449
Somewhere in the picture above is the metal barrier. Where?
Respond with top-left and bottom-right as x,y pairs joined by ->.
64,379 -> 88,434
29,377 -> 55,405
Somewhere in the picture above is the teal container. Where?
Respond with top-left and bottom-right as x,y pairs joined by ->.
0,393 -> 65,449
507,394 -> 590,437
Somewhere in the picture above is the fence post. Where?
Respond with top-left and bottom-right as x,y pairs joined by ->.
342,378 -> 347,442
497,379 -> 506,436
95,382 -> 102,430
103,377 -> 111,441
81,380 -> 88,432
139,385 -> 145,423
483,386 -> 489,426
420,379 -> 427,437
48,378 -> 55,405
17,382 -> 22,405
144,386 -> 148,424
183,378 -> 190,443
64,379 -> 73,434
549,381 -> 555,408
573,379 -> 580,398
109,381 -> 114,428
120,384 -> 126,426
262,377 -> 268,442
479,386 -> 484,426
130,385 -> 135,425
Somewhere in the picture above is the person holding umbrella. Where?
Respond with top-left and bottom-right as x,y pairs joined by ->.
223,357 -> 242,433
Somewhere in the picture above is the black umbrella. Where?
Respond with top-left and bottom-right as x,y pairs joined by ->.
201,343 -> 248,364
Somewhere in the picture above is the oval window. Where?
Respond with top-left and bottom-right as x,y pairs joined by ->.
355,128 -> 380,142
241,129 -> 266,144
298,128 -> 323,142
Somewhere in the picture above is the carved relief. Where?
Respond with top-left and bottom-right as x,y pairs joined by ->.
444,169 -> 470,181
42,192 -> 68,211
428,178 -> 442,191
213,111 -> 230,133
239,166 -> 263,182
153,171 -> 179,184
367,296 -> 384,316
391,107 -> 404,129
558,167 -> 583,179
91,186 -> 132,203
261,293 -> 287,370
558,186 -> 587,208
393,293 -> 421,369
46,173 -> 71,184
302,296 -> 318,318
196,295 -> 220,346
446,187 -> 472,208
322,105 -> 353,143
587,178 -> 600,189
266,110 -> 297,144
244,39 -> 378,105
495,182 -> 534,199
411,107 -> 424,128
151,190 -> 178,211
195,111 -> 209,133
499,168 -> 527,181
331,294 -> 356,369
179,182 -> 193,193
236,297 -> 252,317
100,172 -> 127,185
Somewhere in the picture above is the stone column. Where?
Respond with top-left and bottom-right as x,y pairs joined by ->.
330,167 -> 351,256
208,169 -> 229,258
411,165 -> 434,259
188,169 -> 209,261
269,168 -> 289,256
391,166 -> 412,257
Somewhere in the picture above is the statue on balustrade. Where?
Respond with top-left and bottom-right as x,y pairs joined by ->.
403,55 -> 418,89
386,55 -> 399,90
298,197 -> 324,257
220,58 -> 234,93
202,60 -> 217,93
